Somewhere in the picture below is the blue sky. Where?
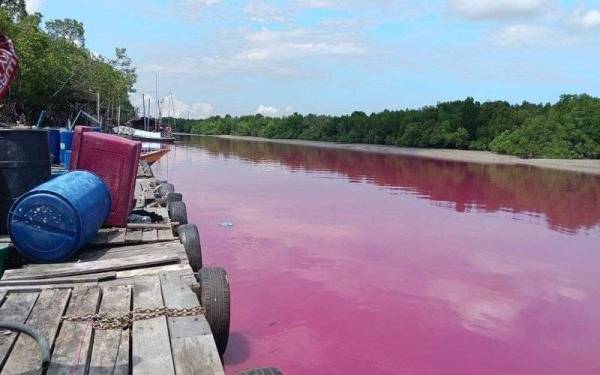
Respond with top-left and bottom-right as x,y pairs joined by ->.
31,0 -> 600,118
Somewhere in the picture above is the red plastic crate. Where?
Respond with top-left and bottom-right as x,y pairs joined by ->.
70,131 -> 141,227
69,126 -> 96,169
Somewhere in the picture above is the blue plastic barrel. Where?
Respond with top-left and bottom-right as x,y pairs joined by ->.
45,128 -> 60,164
59,129 -> 73,167
8,170 -> 111,262
63,150 -> 72,169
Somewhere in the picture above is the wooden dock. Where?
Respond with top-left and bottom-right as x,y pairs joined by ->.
0,163 -> 225,374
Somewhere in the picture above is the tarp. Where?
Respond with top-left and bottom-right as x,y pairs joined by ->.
0,35 -> 19,100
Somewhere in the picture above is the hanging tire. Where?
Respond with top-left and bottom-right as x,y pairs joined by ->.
197,267 -> 230,356
168,201 -> 188,225
157,182 -> 175,196
165,192 -> 183,204
177,224 -> 202,271
236,368 -> 283,375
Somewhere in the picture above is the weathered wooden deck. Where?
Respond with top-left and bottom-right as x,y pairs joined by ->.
0,164 -> 225,374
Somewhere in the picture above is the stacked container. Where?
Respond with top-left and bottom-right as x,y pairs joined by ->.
0,130 -> 51,234
45,128 -> 61,164
59,129 -> 73,168
70,130 -> 141,227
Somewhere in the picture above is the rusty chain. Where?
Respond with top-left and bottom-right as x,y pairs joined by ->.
62,306 -> 206,330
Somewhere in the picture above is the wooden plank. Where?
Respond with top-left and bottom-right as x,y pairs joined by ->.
0,290 -> 6,304
3,254 -> 180,281
142,229 -> 158,243
107,228 -> 127,245
160,272 -> 224,375
89,286 -> 131,375
143,188 -> 155,201
128,223 -> 174,229
0,292 -> 39,367
115,264 -> 191,280
0,272 -> 115,287
132,276 -> 175,375
2,289 -> 71,374
76,241 -> 184,263
47,287 -> 101,375
0,283 -> 97,293
158,229 -> 176,241
125,228 -> 143,243
134,181 -> 143,198
157,207 -> 169,220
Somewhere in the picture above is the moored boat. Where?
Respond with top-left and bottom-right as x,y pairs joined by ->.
140,148 -> 170,165
113,125 -> 175,143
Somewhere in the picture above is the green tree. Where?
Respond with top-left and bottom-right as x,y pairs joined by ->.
45,18 -> 85,46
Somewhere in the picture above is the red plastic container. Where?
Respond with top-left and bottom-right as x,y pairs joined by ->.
70,131 -> 141,227
69,126 -> 95,168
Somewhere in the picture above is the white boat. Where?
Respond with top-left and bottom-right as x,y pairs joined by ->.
113,126 -> 175,143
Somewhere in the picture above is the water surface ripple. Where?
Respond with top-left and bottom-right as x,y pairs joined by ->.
154,136 -> 600,374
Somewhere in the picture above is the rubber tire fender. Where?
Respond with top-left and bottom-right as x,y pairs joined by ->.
177,224 -> 202,271
236,368 -> 283,375
168,201 -> 188,225
165,192 -> 183,204
197,267 -> 231,356
157,182 -> 175,196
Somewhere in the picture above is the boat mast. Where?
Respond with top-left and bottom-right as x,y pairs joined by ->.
142,93 -> 146,131
155,73 -> 160,132
147,98 -> 152,132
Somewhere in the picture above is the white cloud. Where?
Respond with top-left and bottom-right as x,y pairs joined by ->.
491,24 -> 563,47
448,0 -> 547,20
168,95 -> 215,119
256,105 -> 294,117
256,105 -> 279,116
572,9 -> 600,29
26,0 -> 46,13
170,0 -> 225,19
139,23 -> 367,81
294,0 -> 340,8
244,0 -> 285,23
130,93 -> 215,119
179,0 -> 223,6
238,27 -> 366,61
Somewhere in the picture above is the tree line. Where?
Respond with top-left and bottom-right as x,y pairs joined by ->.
171,94 -> 600,159
0,0 -> 136,125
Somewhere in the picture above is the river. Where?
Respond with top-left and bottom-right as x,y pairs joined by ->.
153,135 -> 600,374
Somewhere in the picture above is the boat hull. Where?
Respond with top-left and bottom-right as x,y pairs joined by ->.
140,149 -> 170,165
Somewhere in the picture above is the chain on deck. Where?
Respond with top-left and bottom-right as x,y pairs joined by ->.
62,306 -> 206,330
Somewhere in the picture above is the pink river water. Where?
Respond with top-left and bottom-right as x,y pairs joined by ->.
153,136 -> 600,375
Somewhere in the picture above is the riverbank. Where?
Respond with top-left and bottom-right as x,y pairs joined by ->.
175,133 -> 600,176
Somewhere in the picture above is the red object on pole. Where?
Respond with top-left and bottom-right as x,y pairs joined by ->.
0,35 -> 19,100
70,129 -> 141,227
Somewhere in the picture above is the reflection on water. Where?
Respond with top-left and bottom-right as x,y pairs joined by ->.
156,136 -> 600,375
181,135 -> 600,233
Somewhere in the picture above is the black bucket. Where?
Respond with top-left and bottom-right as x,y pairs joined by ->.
0,130 -> 51,234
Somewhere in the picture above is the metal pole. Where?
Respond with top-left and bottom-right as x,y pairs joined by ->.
96,92 -> 100,121
142,93 -> 146,131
